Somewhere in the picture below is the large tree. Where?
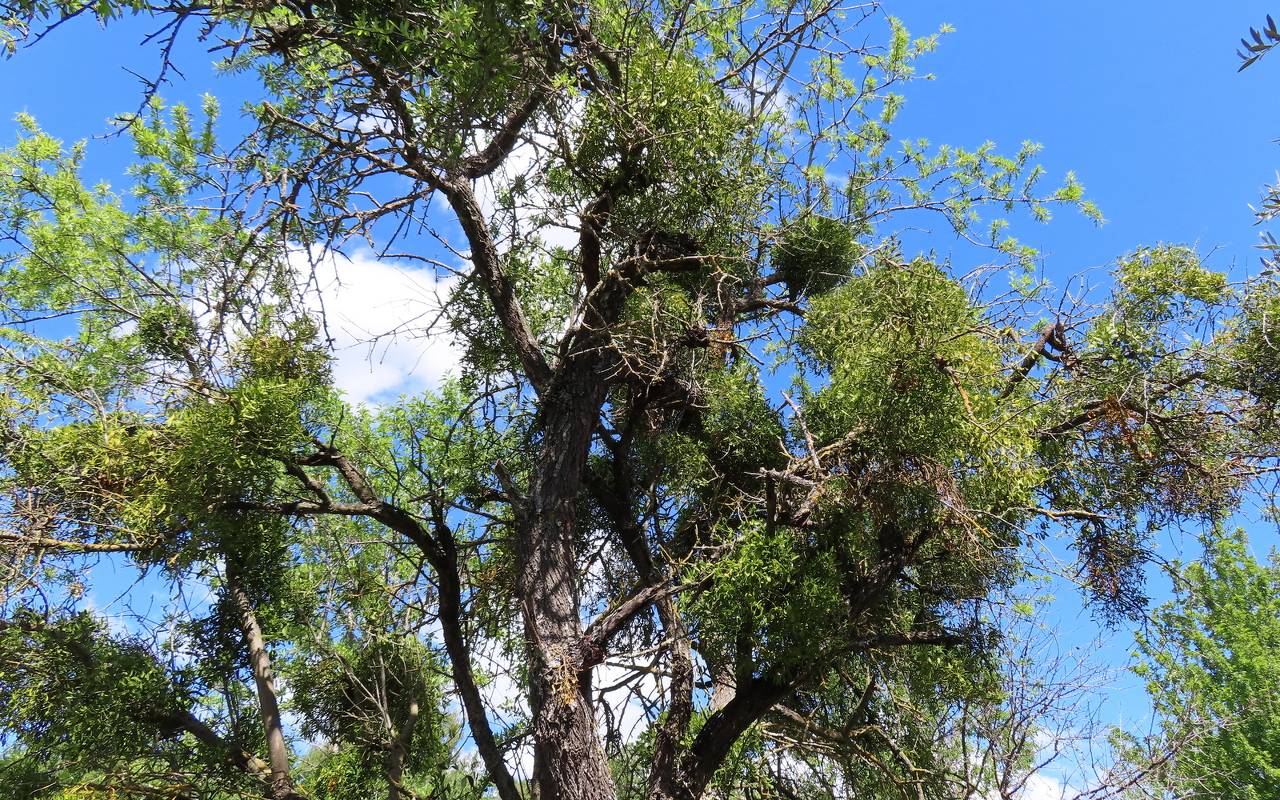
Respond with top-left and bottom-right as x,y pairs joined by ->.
1,2 -> 1279,800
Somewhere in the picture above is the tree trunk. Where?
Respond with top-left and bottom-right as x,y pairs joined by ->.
387,697 -> 419,800
669,678 -> 793,800
521,372 -> 617,800
226,570 -> 301,800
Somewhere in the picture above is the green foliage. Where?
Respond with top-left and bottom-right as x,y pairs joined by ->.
0,751 -> 49,800
801,258 -> 997,455
1098,246 -> 1229,363
0,613 -> 260,799
690,519 -> 845,671
700,364 -> 787,474
0,105 -> 339,579
447,245 -> 578,378
0,614 -> 180,753
1231,275 -> 1280,417
1129,528 -> 1280,799
801,258 -> 1038,531
1030,247 -> 1280,614
772,214 -> 859,300
291,635 -> 457,799
683,260 -> 1033,681
292,636 -> 448,758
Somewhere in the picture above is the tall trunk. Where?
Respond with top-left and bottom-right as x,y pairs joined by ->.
226,570 -> 300,800
521,372 -> 616,800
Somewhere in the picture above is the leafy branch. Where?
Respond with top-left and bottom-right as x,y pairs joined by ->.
1238,13 -> 1280,71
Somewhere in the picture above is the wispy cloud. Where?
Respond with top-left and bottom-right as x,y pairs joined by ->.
297,250 -> 462,404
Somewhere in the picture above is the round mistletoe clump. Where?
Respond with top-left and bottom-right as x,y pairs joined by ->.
774,215 -> 859,300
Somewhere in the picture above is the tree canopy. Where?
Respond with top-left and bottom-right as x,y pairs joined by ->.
0,3 -> 1278,800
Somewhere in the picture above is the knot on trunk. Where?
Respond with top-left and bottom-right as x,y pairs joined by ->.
579,633 -> 606,671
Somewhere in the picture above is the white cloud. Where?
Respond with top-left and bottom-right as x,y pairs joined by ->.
1017,772 -> 1076,800
298,251 -> 461,404
472,105 -> 583,256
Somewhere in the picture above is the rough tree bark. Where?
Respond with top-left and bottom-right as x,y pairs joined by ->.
521,369 -> 617,800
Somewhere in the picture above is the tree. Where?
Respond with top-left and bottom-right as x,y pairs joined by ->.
1120,528 -> 1280,800
1100,23 -> 1280,800
1,2 -> 1279,799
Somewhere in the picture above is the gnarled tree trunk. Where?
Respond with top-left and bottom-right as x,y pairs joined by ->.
521,371 -> 617,800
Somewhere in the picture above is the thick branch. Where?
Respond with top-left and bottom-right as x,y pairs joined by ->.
581,580 -> 693,667
0,531 -> 157,553
428,506 -> 523,800
770,703 -> 876,748
463,89 -> 549,179
443,179 -> 553,392
1038,398 -> 1113,439
732,296 -> 804,317
168,708 -> 275,785
1000,321 -> 1064,400
676,675 -> 794,799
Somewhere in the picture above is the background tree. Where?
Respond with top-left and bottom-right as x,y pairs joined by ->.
1118,528 -> 1280,800
0,2 -> 1279,800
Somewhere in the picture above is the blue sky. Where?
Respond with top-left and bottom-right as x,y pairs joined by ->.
894,2 -> 1279,277
3,3 -> 1278,795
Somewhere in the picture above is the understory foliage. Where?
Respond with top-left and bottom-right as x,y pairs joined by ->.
0,2 -> 1276,800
